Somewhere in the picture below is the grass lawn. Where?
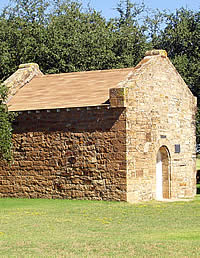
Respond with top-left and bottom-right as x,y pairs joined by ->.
0,197 -> 200,257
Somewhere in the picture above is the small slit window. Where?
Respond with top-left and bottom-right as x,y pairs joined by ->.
175,144 -> 180,153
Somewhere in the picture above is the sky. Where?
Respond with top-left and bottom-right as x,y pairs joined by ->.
0,0 -> 199,18
82,0 -> 200,18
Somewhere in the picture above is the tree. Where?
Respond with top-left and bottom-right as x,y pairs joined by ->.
0,83 -> 15,161
0,0 -> 149,79
149,8 -> 200,143
111,0 -> 148,67
150,8 -> 200,98
0,0 -> 50,79
43,1 -> 117,73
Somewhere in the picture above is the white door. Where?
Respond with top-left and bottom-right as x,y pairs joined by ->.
156,150 -> 163,200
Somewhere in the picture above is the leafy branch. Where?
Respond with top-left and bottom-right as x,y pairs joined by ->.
0,83 -> 16,162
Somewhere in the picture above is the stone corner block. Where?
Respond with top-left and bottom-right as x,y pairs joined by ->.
19,63 -> 40,70
145,49 -> 167,57
4,63 -> 43,102
109,87 -> 127,107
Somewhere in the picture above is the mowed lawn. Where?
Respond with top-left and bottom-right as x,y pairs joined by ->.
0,196 -> 200,257
0,159 -> 199,257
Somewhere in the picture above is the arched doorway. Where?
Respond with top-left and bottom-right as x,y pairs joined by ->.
156,146 -> 171,200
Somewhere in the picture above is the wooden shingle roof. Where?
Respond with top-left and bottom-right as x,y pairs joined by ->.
7,49 -> 191,112
7,67 -> 133,111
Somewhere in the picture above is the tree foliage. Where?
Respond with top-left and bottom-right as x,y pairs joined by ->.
0,83 -> 15,161
149,8 -> 200,142
111,0 -> 148,67
151,8 -> 200,98
0,0 -> 148,78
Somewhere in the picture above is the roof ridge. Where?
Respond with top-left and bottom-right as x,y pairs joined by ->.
41,67 -> 134,78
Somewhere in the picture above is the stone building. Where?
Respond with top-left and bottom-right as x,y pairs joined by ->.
0,50 -> 197,202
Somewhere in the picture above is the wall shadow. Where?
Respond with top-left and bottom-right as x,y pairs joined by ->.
13,107 -> 126,134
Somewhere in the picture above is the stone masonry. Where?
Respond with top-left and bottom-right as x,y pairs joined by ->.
0,49 -> 197,202
0,107 -> 127,200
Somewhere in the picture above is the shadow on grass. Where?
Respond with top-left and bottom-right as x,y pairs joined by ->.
197,184 -> 200,195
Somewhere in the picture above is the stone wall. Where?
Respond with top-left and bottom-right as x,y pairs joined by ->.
0,106 -> 127,201
124,53 -> 197,201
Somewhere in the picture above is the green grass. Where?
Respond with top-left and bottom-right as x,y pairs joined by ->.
1,197 -> 200,257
